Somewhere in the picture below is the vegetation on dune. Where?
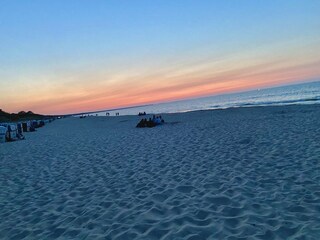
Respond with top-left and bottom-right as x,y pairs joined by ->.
0,109 -> 48,123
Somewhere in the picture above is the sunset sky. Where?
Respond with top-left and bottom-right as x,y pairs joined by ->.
1,1 -> 320,115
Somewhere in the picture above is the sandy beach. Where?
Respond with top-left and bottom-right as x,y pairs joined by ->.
0,104 -> 319,239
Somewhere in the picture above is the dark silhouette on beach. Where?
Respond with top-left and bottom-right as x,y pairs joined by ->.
136,115 -> 164,128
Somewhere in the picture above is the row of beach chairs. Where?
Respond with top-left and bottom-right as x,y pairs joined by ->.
0,119 -> 53,143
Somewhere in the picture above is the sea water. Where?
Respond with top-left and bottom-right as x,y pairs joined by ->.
87,80 -> 320,116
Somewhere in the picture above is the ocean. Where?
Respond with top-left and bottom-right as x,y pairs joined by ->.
85,81 -> 320,116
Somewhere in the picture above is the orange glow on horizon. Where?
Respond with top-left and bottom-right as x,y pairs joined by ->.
7,64 -> 319,115
2,39 -> 320,115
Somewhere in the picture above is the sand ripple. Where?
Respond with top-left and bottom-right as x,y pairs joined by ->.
0,105 -> 320,239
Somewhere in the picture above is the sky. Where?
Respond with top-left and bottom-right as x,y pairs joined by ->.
0,0 -> 320,115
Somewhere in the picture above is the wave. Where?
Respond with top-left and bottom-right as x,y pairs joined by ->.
210,96 -> 320,110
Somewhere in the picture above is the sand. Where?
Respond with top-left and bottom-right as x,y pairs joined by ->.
0,104 -> 319,239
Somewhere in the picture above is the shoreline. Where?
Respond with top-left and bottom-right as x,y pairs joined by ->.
74,102 -> 320,118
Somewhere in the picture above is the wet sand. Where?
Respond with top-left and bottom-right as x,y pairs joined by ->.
0,104 -> 319,239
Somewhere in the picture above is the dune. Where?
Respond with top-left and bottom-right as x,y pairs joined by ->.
0,104 -> 319,239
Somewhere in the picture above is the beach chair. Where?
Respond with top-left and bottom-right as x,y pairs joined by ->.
39,120 -> 45,127
6,124 -> 18,141
29,121 -> 36,132
0,126 -> 7,143
22,122 -> 29,132
17,123 -> 23,134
